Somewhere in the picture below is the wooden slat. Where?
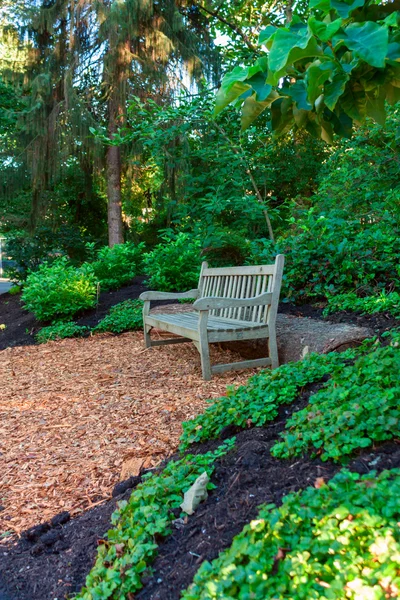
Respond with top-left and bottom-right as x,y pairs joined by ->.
211,357 -> 272,374
203,265 -> 275,276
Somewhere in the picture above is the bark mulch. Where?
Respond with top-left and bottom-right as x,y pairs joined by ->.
0,332 -> 253,536
1,380 -> 399,600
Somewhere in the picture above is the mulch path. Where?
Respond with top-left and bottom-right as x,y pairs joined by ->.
0,333 -> 252,536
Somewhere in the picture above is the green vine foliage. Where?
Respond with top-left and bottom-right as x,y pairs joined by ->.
324,291 -> 400,317
93,300 -> 143,334
35,322 -> 89,343
216,0 -> 400,138
182,469 -> 400,600
75,439 -> 235,600
272,341 -> 400,462
179,348 -> 364,451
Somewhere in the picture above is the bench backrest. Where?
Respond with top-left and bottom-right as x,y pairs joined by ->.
198,254 -> 285,325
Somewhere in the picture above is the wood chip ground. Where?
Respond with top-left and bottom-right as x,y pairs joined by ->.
0,332 -> 254,536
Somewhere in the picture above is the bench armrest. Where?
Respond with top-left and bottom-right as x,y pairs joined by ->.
139,289 -> 199,301
193,292 -> 272,311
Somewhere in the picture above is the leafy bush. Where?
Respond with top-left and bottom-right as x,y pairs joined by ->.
5,225 -> 93,282
272,343 -> 400,463
180,348 -> 364,451
93,300 -> 143,334
183,469 -> 400,600
8,285 -> 22,296
324,291 -> 400,319
90,242 -> 145,291
36,322 -> 88,343
143,232 -> 202,292
22,257 -> 97,321
75,439 -> 235,600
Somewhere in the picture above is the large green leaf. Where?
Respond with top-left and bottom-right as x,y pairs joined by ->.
285,80 -> 312,110
365,88 -> 386,125
331,0 -> 366,19
341,83 -> 367,122
344,22 -> 389,68
309,0 -> 331,12
240,91 -> 279,130
324,70 -> 349,110
214,81 -> 250,116
259,25 -> 277,46
305,61 -> 335,104
246,72 -> 272,101
309,17 -> 343,42
268,26 -> 312,73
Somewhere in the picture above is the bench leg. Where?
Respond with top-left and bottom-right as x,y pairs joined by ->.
144,325 -> 152,349
199,338 -> 212,380
268,329 -> 279,370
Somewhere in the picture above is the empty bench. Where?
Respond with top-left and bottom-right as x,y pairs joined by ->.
139,255 -> 285,380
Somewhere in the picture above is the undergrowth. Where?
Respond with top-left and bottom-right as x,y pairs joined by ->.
35,321 -> 88,343
182,469 -> 400,600
93,299 -> 143,334
179,347 -> 367,451
75,438 -> 235,600
324,291 -> 400,318
272,341 -> 400,462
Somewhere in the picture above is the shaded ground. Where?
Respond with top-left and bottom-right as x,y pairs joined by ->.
1,378 -> 399,600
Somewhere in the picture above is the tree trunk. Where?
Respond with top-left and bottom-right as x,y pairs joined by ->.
106,142 -> 124,246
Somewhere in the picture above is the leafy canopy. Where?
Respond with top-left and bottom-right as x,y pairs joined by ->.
215,0 -> 400,139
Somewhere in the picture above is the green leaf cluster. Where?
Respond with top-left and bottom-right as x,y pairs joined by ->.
90,242 -> 145,291
272,343 -> 400,462
216,0 -> 400,137
325,291 -> 400,318
74,438 -> 235,600
93,300 -> 143,334
143,232 -> 202,292
180,348 -> 362,451
21,257 -> 97,322
35,321 -> 89,344
183,469 -> 400,599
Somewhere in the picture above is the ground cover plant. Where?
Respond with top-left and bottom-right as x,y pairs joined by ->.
182,468 -> 400,600
179,347 -> 366,451
35,321 -> 89,343
324,292 -> 400,319
75,439 -> 235,600
272,341 -> 400,462
21,257 -> 98,321
93,299 -> 143,334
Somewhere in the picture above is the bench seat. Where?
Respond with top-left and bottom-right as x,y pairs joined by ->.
146,312 -> 268,343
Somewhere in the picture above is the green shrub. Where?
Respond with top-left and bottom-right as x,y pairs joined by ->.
93,299 -> 143,334
272,342 -> 400,463
179,348 -> 364,451
143,232 -> 202,292
90,242 -> 145,291
324,291 -> 400,318
22,257 -> 97,321
183,469 -> 400,600
75,439 -> 235,600
36,321 -> 88,343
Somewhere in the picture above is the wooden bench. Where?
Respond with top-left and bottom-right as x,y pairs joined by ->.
139,255 -> 285,380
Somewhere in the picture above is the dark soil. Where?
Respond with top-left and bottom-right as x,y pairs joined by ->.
1,378 -> 399,600
0,277 -> 148,351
